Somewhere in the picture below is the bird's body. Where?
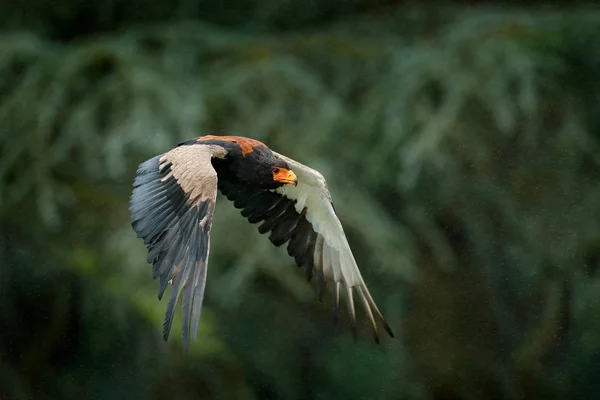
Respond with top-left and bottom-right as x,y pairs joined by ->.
130,135 -> 393,349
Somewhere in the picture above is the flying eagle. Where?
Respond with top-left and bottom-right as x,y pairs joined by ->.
129,135 -> 394,349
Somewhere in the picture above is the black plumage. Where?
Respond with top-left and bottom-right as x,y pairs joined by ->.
216,171 -> 321,285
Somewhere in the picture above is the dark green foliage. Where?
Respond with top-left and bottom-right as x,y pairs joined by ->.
1,3 -> 600,400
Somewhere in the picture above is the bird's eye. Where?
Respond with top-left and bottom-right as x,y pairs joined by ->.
272,168 -> 280,173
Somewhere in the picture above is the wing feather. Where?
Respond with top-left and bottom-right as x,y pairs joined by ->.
272,152 -> 394,342
130,144 -> 227,350
223,149 -> 394,342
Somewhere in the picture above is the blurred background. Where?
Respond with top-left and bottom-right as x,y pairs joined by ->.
1,1 -> 600,399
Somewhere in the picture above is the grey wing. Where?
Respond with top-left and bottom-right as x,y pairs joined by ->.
129,144 -> 227,350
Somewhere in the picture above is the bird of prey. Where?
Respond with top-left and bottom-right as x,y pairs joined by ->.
129,135 -> 393,349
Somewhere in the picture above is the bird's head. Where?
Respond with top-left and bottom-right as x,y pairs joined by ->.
248,153 -> 296,189
271,164 -> 298,187
226,145 -> 298,189
247,158 -> 297,189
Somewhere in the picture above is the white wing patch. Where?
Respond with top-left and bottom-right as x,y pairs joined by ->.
273,152 -> 393,341
277,182 -> 359,286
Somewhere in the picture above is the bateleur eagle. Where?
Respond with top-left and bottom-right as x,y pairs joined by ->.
129,135 -> 393,349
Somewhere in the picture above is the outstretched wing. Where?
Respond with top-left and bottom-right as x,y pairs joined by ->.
221,151 -> 394,343
129,144 -> 227,350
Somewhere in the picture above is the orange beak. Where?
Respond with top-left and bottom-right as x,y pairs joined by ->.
273,168 -> 298,186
